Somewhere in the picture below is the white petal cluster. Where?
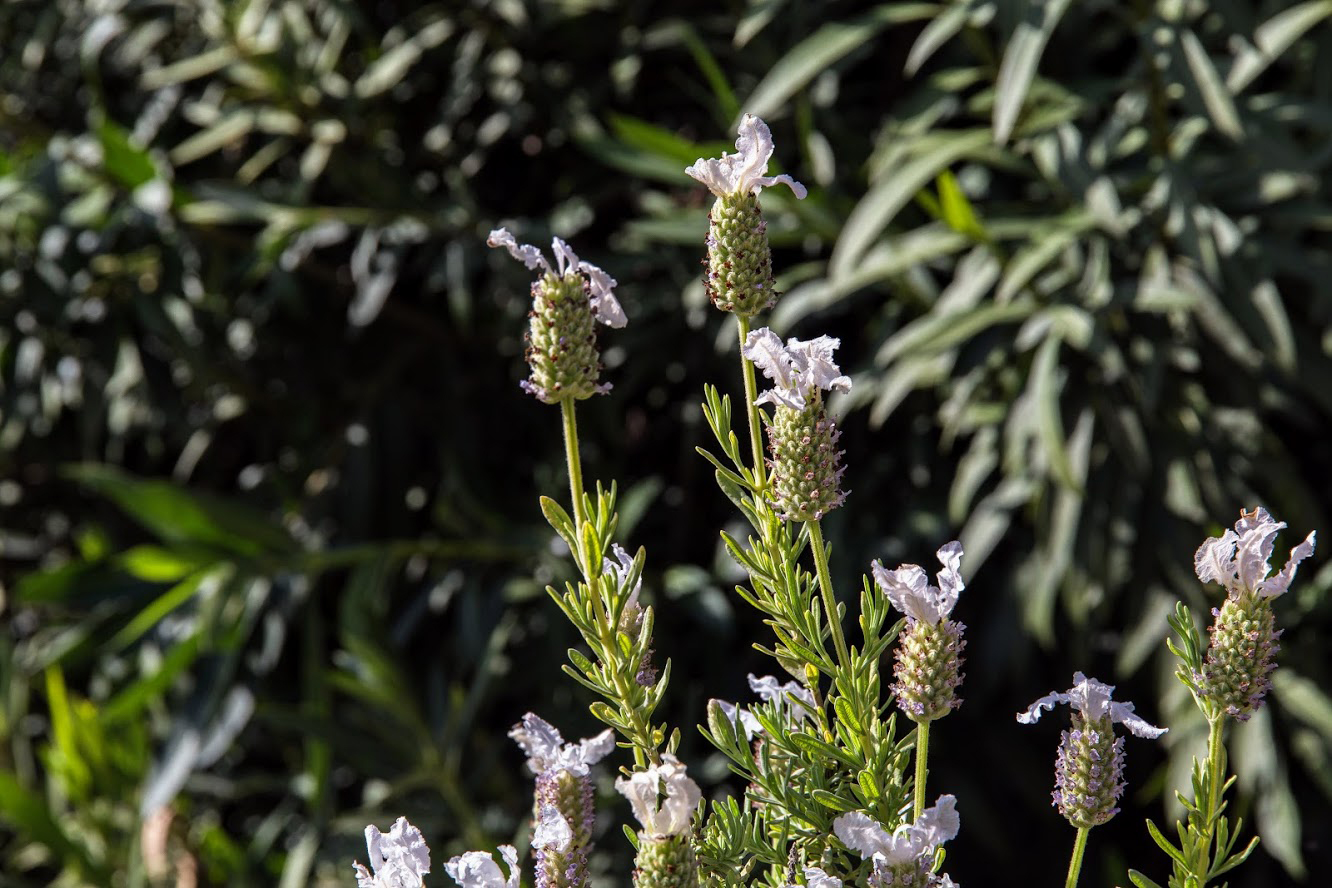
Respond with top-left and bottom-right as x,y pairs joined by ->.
603,543 -> 643,629
486,227 -> 627,327
1017,672 -> 1167,739
1194,506 -> 1316,600
742,327 -> 852,411
871,541 -> 964,626
444,845 -> 520,888
685,114 -> 808,199
715,673 -> 816,740
614,754 -> 702,838
532,804 -> 573,852
353,817 -> 431,888
508,713 -> 616,778
833,795 -> 960,867
788,867 -> 843,887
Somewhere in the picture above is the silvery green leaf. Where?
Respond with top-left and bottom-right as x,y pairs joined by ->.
1227,1 -> 1332,94
1179,29 -> 1244,139
992,0 -> 1072,143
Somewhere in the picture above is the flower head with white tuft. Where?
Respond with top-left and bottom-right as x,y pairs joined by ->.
354,817 -> 431,888
791,867 -> 844,888
1017,672 -> 1167,739
1194,506 -> 1316,600
487,228 -> 626,328
444,845 -> 520,888
614,754 -> 702,839
508,713 -> 615,779
686,114 -> 808,199
872,541 -> 964,626
742,328 -> 852,412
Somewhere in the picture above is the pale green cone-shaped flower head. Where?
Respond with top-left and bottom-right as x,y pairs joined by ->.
686,115 -> 807,316
445,845 -> 520,888
487,227 -> 626,402
615,754 -> 701,839
633,834 -> 698,888
1018,673 -> 1166,829
1195,506 -> 1316,601
353,817 -> 430,888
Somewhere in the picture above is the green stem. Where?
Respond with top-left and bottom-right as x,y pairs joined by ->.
736,315 -> 767,489
1205,715 -> 1226,820
561,398 -> 586,527
807,520 -> 849,671
1065,826 -> 1090,888
913,719 -> 931,820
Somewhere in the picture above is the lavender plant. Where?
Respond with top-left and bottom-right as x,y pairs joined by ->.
345,116 -> 1318,888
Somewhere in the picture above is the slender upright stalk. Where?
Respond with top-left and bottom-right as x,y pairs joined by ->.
1065,826 -> 1090,888
807,520 -> 849,670
736,315 -> 767,488
560,398 -> 586,527
913,719 -> 931,820
1204,715 -> 1225,820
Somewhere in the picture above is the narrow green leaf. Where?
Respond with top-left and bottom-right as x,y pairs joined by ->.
743,6 -> 935,119
1227,1 -> 1332,93
992,0 -> 1073,143
809,788 -> 857,813
1179,30 -> 1244,139
1126,869 -> 1165,888
1144,818 -> 1188,865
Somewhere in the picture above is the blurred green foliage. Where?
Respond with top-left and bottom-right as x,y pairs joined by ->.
2,0 -> 1331,886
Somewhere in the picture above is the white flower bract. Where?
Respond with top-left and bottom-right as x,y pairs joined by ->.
1194,506 -> 1316,600
533,804 -> 573,852
833,795 -> 960,867
614,753 -> 701,838
508,713 -> 615,778
685,114 -> 808,199
715,673 -> 816,740
353,817 -> 431,888
790,867 -> 843,887
1017,671 -> 1167,739
444,845 -> 520,888
742,327 -> 852,410
486,227 -> 627,327
871,541 -> 964,625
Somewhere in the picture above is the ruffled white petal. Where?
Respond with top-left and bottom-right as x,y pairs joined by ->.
614,754 -> 701,838
1259,530 -> 1316,598
915,794 -> 960,848
356,817 -> 431,888
685,114 -> 808,198
832,811 -> 890,858
550,237 -> 580,277
1016,689 -> 1071,724
1194,507 -> 1316,599
743,327 -> 852,411
509,713 -> 614,777
487,228 -> 548,272
871,560 -> 939,624
1019,673 -> 1166,738
934,541 -> 965,611
533,805 -> 573,851
579,260 -> 627,327
833,796 -> 958,868
800,866 -> 843,887
742,328 -> 799,393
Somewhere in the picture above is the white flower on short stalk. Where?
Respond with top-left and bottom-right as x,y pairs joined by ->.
532,804 -> 573,852
508,713 -> 615,778
686,114 -> 808,199
444,845 -> 520,888
614,754 -> 702,838
1017,672 -> 1167,739
834,795 -> 960,866
742,328 -> 851,411
1194,506 -> 1316,600
486,227 -> 626,327
871,541 -> 964,626
716,673 -> 816,740
354,817 -> 431,888
790,867 -> 843,888
603,543 -> 643,627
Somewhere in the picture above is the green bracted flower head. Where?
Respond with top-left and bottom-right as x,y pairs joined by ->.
1017,673 -> 1167,830
616,755 -> 702,888
686,114 -> 807,316
488,228 -> 626,404
872,542 -> 967,723
1194,507 -> 1316,720
742,328 -> 851,520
